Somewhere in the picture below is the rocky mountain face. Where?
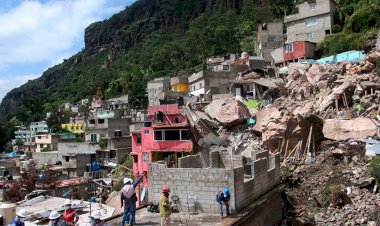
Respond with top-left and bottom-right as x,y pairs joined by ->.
0,0 -> 256,121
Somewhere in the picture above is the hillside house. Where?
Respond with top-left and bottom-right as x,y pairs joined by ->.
283,41 -> 317,65
35,134 -> 59,152
284,0 -> 336,44
30,121 -> 49,136
257,22 -> 284,63
84,118 -> 132,163
130,104 -> 193,202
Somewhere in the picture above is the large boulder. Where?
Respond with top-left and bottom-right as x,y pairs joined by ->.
251,106 -> 280,133
205,99 -> 251,127
323,117 -> 377,141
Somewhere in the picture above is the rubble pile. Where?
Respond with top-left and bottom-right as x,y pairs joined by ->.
249,33 -> 380,157
283,142 -> 380,225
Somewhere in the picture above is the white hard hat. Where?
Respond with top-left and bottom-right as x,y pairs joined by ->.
49,211 -> 61,220
16,209 -> 28,218
64,199 -> 72,206
91,210 -> 102,219
123,178 -> 133,185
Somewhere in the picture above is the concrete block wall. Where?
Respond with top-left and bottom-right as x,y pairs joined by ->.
148,163 -> 235,214
148,150 -> 281,214
234,150 -> 281,211
219,151 -> 243,169
178,155 -> 202,168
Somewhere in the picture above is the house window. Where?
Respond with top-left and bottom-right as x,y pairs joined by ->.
89,119 -> 95,124
193,85 -> 196,91
65,156 -> 69,162
285,43 -> 293,53
38,136 -> 41,139
136,135 -> 142,144
199,83 -> 203,89
142,152 -> 149,162
110,150 -> 116,159
164,130 -> 180,141
144,130 -> 149,134
325,30 -> 331,35
133,155 -> 138,163
98,119 -> 105,124
306,32 -> 313,39
90,134 -> 97,143
180,130 -> 191,140
154,131 -> 163,141
114,130 -> 122,137
305,17 -> 317,26
40,144 -> 43,148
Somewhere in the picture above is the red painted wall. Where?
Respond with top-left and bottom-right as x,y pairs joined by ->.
283,42 -> 306,61
130,104 -> 193,199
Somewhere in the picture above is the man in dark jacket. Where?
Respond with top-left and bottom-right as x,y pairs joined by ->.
120,172 -> 145,226
216,188 -> 231,218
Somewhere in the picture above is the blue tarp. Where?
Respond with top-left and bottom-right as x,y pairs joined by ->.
6,152 -> 15,157
317,50 -> 366,64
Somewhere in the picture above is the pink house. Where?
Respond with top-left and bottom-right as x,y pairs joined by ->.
131,104 -> 193,202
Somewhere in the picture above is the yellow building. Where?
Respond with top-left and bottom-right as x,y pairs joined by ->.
171,77 -> 189,93
61,123 -> 84,134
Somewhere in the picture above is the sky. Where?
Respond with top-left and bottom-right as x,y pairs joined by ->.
0,0 -> 135,101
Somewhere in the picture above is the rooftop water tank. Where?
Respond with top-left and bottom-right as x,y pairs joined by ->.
0,203 -> 16,225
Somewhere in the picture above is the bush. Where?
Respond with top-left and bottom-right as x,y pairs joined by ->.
99,138 -> 108,149
316,31 -> 377,57
41,147 -> 52,152
346,6 -> 380,33
112,179 -> 124,192
332,24 -> 343,34
369,156 -> 380,185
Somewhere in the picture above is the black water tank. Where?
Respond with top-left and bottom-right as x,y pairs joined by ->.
154,111 -> 163,122
86,164 -> 91,172
144,121 -> 152,127
177,97 -> 184,106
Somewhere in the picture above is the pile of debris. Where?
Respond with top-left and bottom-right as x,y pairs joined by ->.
283,142 -> 379,225
250,33 -> 380,159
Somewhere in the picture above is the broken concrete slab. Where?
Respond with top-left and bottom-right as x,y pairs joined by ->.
317,81 -> 355,113
323,118 -> 377,141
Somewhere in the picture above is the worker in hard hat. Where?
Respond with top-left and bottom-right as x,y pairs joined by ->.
216,188 -> 231,218
120,172 -> 145,226
62,199 -> 79,225
90,210 -> 109,226
159,185 -> 171,226
48,211 -> 64,226
11,209 -> 28,226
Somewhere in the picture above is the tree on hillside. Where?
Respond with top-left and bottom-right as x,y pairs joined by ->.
46,107 -> 71,132
6,160 -> 38,202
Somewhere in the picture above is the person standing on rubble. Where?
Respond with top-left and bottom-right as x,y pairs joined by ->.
120,172 -> 145,226
159,185 -> 172,226
216,188 -> 231,219
63,199 -> 79,226
11,209 -> 28,226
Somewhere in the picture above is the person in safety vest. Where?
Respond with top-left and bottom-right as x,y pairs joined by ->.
62,199 -> 79,225
120,172 -> 145,226
11,209 -> 28,226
